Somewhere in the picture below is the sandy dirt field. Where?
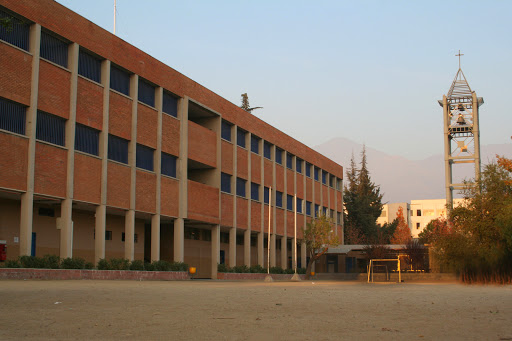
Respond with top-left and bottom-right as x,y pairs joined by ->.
1,279 -> 511,340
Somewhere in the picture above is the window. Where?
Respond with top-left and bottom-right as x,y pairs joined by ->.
305,162 -> 311,177
162,91 -> 178,118
220,232 -> 229,244
276,191 -> 283,208
330,209 -> 334,219
0,10 -> 29,51
314,204 -> 319,217
297,198 -> 303,213
38,208 -> 55,217
201,230 -> 211,242
105,230 -> 112,241
416,209 -> 422,217
221,173 -> 231,193
296,158 -> 303,174
36,111 -> 65,146
110,65 -> 130,96
236,177 -> 246,197
287,194 -> 293,211
380,210 -> 387,218
138,78 -> 155,107
184,227 -> 200,240
78,49 -> 101,83
40,31 -> 68,68
306,201 -> 312,216
251,182 -> 259,201
424,209 -> 435,216
251,135 -> 260,154
314,167 -> 319,181
263,141 -> 272,160
221,120 -> 232,141
122,232 -> 138,243
336,178 -> 342,190
75,124 -> 99,155
323,207 -> 328,216
337,212 -> 342,224
236,234 -> 244,245
286,153 -> 293,170
136,144 -> 154,171
237,128 -> 246,148
416,223 -> 420,229
0,97 -> 25,135
330,175 -> 335,187
161,152 -> 177,177
108,134 -> 129,164
322,170 -> 328,185
275,148 -> 283,165
264,187 -> 270,204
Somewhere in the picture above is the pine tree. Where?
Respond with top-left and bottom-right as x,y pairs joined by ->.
343,146 -> 383,244
390,206 -> 412,244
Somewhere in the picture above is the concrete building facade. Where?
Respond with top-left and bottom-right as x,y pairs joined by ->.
0,0 -> 344,278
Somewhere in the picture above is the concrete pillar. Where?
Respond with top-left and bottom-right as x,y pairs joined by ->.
244,229 -> 251,267
151,87 -> 163,262
229,226 -> 236,267
301,240 -> 307,269
211,225 -> 220,279
257,231 -> 264,266
270,145 -> 277,267
151,214 -> 160,262
174,218 -> 184,262
270,234 -> 276,267
281,237 -> 287,269
95,59 -> 110,264
20,23 -> 41,256
124,210 -> 135,260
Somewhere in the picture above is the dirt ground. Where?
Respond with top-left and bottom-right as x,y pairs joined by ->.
0,280 -> 511,340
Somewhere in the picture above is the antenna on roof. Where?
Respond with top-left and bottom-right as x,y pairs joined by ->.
113,0 -> 117,35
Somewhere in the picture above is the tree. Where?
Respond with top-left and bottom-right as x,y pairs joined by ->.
418,218 -> 449,245
390,206 -> 412,244
343,146 -> 383,244
240,93 -> 262,113
303,213 -> 340,280
432,158 -> 512,283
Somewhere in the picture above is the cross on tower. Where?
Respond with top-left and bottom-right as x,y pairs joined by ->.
456,50 -> 464,69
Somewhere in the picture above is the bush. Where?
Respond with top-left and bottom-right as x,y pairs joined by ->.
144,262 -> 155,271
97,258 -> 110,270
152,260 -> 171,271
297,268 -> 306,274
84,262 -> 94,270
5,259 -> 21,268
130,260 -> 145,271
269,266 -> 284,274
19,255 -> 45,268
232,265 -> 250,273
284,268 -> 295,274
61,257 -> 86,269
170,261 -> 188,272
217,263 -> 231,273
109,258 -> 130,270
250,265 -> 266,273
42,254 -> 60,269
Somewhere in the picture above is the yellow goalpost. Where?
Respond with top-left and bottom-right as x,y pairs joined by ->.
367,257 -> 401,283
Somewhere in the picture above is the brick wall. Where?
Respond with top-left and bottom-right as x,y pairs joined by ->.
0,43 -> 32,105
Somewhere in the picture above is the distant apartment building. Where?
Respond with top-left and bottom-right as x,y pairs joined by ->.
377,202 -> 410,228
0,0 -> 344,278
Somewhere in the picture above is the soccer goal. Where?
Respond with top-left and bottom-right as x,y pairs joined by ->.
367,258 -> 401,283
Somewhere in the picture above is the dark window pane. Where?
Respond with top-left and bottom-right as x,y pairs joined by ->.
161,152 -> 177,177
263,141 -> 272,160
40,31 -> 68,67
276,191 -> 283,208
322,171 -> 328,185
138,78 -> 155,107
314,204 -> 319,217
297,198 -> 303,213
75,124 -> 99,155
296,158 -> 302,173
36,111 -> 65,146
314,167 -> 319,181
286,153 -> 293,169
221,120 -> 232,141
306,162 -> 311,177
163,91 -> 178,117
251,135 -> 260,154
221,172 -> 231,193
78,49 -> 101,83
237,128 -> 246,148
287,194 -> 293,211
0,10 -> 29,51
264,187 -> 269,204
107,134 -> 129,164
251,182 -> 259,201
136,144 -> 154,171
0,97 -> 26,135
275,148 -> 282,165
330,175 -> 335,187
306,201 -> 312,216
110,65 -> 130,96
236,177 -> 246,197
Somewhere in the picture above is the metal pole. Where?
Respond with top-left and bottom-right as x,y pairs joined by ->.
294,194 -> 297,274
267,187 -> 271,274
113,0 -> 117,34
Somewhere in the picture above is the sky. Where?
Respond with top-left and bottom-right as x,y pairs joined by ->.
56,0 -> 512,160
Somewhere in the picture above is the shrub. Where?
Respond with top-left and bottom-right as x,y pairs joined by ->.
297,268 -> 306,274
109,258 -> 130,270
284,268 -> 295,274
97,258 -> 110,270
152,260 -> 171,271
250,265 -> 266,273
61,257 -> 86,269
269,266 -> 284,274
232,265 -> 250,273
5,259 -> 21,268
217,263 -> 231,273
144,262 -> 155,271
19,255 -> 45,268
42,254 -> 60,269
130,260 -> 145,271
84,262 -> 94,270
170,261 -> 188,272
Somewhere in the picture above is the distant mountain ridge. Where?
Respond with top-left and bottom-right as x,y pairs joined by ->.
313,137 -> 512,203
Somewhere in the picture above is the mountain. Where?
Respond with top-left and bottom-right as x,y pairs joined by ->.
314,137 -> 511,203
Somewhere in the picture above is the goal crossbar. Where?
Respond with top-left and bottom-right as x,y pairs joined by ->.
367,258 -> 401,283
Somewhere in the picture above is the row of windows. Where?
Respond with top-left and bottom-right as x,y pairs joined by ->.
221,119 -> 341,189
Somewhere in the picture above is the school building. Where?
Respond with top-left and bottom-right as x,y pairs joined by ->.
0,0 -> 344,278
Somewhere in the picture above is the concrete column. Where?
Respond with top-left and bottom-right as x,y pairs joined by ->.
151,214 -> 160,262
60,42 -> 79,259
94,59 -> 110,264
244,132 -> 251,267
229,226 -> 236,267
124,74 -> 138,260
20,23 -> 41,256
270,145 -> 277,267
231,124 -> 237,267
211,224 -> 220,279
257,231 -> 264,266
281,152 -> 288,269
301,240 -> 307,270
174,218 -> 184,262
244,229 -> 251,267
259,139 -> 264,266
151,87 -> 163,262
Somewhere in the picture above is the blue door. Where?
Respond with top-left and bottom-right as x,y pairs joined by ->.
31,232 -> 36,256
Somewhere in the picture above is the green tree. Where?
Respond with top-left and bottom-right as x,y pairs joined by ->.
433,158 -> 512,283
343,146 -> 383,244
303,213 -> 340,280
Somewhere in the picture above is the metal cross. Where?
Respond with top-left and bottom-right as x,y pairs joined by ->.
456,50 -> 464,69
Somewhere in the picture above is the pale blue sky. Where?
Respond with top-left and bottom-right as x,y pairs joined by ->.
56,0 -> 512,160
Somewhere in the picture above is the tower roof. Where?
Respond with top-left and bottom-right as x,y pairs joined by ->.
447,68 -> 473,98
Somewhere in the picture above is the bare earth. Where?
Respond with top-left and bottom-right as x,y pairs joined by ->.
1,280 -> 511,340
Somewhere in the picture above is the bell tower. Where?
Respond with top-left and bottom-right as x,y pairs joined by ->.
439,51 -> 484,211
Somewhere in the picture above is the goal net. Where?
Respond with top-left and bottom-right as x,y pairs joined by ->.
367,258 -> 401,283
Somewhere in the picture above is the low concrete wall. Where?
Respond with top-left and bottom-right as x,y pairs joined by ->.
0,268 -> 190,281
217,273 -> 306,281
